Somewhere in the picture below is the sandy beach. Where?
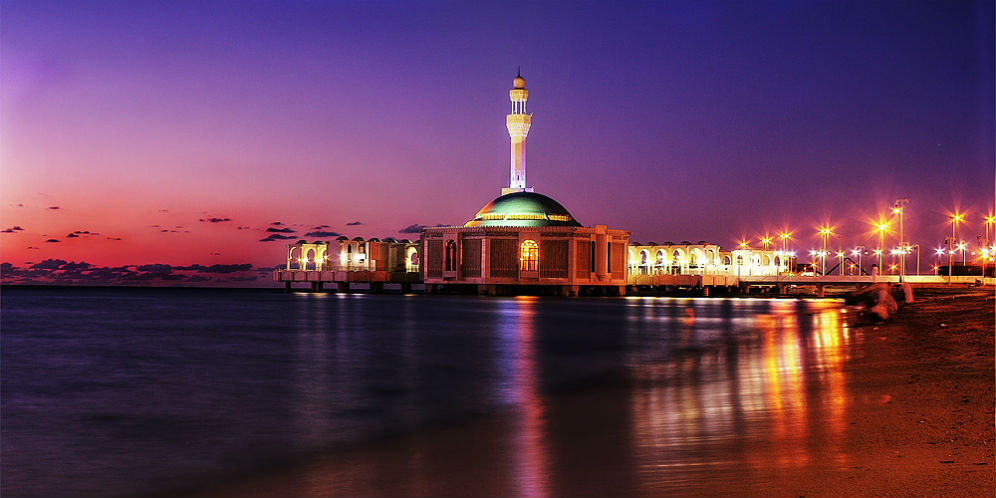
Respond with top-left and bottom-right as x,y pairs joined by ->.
181,289 -> 994,498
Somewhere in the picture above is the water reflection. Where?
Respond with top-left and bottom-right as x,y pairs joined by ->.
628,298 -> 855,494
494,296 -> 549,498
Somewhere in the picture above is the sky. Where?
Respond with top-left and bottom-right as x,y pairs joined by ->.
2,1 -> 993,286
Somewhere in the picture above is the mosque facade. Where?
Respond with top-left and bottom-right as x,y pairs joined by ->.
420,72 -> 631,296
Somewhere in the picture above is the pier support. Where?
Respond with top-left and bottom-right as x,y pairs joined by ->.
336,281 -> 350,293
284,282 -> 292,293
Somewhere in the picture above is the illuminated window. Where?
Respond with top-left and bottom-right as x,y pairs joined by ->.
520,239 -> 538,271
548,214 -> 570,222
656,250 -> 665,265
590,241 -> 596,272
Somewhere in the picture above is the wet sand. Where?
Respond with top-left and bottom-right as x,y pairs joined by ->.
185,290 -> 994,498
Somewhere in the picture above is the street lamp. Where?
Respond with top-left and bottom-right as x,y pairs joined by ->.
836,251 -> 845,275
760,236 -> 772,250
852,246 -> 865,275
818,226 -> 833,275
778,232 -> 791,252
950,212 -> 965,280
893,198 -> 909,281
875,220 -> 889,271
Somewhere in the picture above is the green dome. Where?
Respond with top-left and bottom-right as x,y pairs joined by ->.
465,192 -> 582,227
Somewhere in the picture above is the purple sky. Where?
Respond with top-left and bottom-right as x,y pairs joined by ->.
2,1 -> 993,284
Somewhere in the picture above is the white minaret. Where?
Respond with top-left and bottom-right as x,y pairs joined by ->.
502,69 -> 534,196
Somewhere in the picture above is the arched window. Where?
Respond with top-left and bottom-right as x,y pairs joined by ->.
672,250 -> 682,264
724,255 -> 732,265
689,252 -> 699,266
406,247 -> 420,272
444,240 -> 457,271
656,250 -> 665,265
774,256 -> 781,267
640,250 -> 649,265
736,255 -> 744,265
520,239 -> 538,271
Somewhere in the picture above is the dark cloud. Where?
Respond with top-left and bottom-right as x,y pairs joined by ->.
209,252 -> 222,256
259,234 -> 296,242
174,263 -> 252,273
266,227 -> 295,233
199,217 -> 231,223
346,221 -> 363,226
136,263 -> 173,273
160,229 -> 169,233
304,230 -> 340,237
73,230 -> 91,234
17,203 -> 24,207
62,261 -> 93,271
3,259 -> 263,287
45,238 -> 60,243
106,237 -> 122,241
158,209 -> 169,213
236,226 -> 251,230
398,223 -> 446,234
27,246 -> 40,249
2,226 -> 25,233
313,224 -> 330,229
66,233 -> 80,238
31,259 -> 68,269
270,221 -> 284,226
47,206 -> 60,210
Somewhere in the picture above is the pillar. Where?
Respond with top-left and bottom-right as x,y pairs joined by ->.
337,281 -> 350,293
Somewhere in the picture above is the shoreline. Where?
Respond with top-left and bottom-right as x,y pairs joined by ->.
175,288 -> 994,498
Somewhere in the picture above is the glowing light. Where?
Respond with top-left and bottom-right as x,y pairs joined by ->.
850,249 -> 861,256
739,240 -> 749,249
935,248 -> 946,256
873,249 -> 882,256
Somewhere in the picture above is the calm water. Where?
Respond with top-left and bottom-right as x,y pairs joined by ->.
1,286 -> 856,498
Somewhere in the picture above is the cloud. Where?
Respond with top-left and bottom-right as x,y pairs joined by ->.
47,206 -> 60,210
2,259 -> 264,287
158,209 -> 169,213
259,234 -> 297,242
398,223 -> 446,234
175,263 -> 253,273
136,263 -> 173,272
2,226 -> 25,233
237,226 -> 252,230
266,227 -> 295,233
73,230 -> 91,234
313,224 -> 330,229
346,221 -> 363,226
67,233 -> 79,238
31,259 -> 68,269
304,230 -> 341,238
106,237 -> 122,241
199,217 -> 231,223
270,221 -> 284,226
27,246 -> 39,249
45,238 -> 60,243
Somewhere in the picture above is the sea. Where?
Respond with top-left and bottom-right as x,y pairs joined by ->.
1,286 -> 857,498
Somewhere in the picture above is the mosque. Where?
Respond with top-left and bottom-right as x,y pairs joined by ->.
420,72 -> 631,296
276,71 -> 790,295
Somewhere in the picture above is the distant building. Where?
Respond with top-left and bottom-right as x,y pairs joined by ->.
421,72 -> 631,296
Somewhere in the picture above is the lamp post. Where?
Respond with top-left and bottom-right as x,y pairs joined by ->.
893,198 -> 909,281
818,226 -> 832,276
950,212 -> 964,280
984,215 -> 995,278
876,221 -> 889,271
779,232 -> 791,252
910,243 -> 920,276
836,251 -> 845,275
852,246 -> 864,275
